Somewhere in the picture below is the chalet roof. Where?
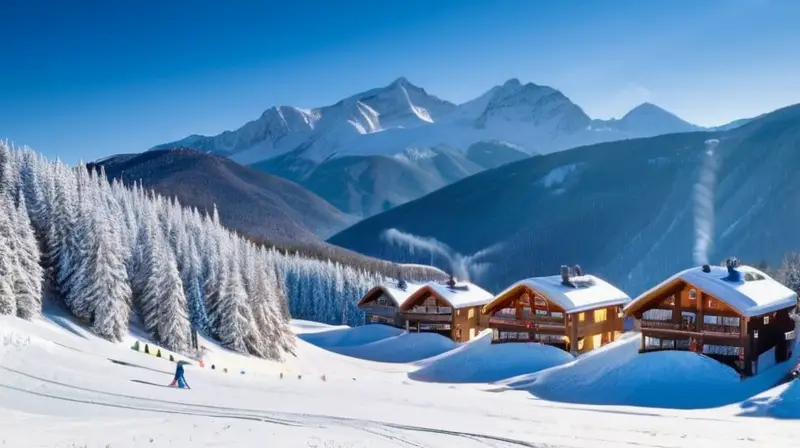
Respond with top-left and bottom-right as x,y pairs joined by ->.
357,282 -> 424,308
624,265 -> 797,318
484,274 -> 631,314
401,281 -> 494,310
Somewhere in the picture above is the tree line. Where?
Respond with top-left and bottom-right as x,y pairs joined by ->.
0,142 -> 442,360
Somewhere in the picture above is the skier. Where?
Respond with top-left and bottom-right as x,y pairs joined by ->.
169,362 -> 191,389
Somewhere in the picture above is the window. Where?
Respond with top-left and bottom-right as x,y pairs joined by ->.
764,316 -> 770,325
593,309 -> 607,322
468,308 -> 475,319
534,296 -> 547,307
552,312 -> 564,319
457,309 -> 461,316
456,328 -> 462,339
578,312 -> 585,322
707,300 -> 717,309
535,309 -> 548,316
689,289 -> 697,300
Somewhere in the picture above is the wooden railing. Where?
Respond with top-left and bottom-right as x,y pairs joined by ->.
488,316 -> 565,330
363,306 -> 397,317
701,323 -> 741,335
641,320 -> 682,330
641,320 -> 742,336
402,312 -> 452,322
519,313 -> 565,324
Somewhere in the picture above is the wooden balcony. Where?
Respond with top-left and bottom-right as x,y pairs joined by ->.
402,312 -> 452,323
363,306 -> 397,318
701,323 -> 741,336
488,316 -> 565,332
641,320 -> 683,330
641,320 -> 741,337
519,313 -> 566,325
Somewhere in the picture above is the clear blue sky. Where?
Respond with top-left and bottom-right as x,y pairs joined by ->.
2,0 -> 798,163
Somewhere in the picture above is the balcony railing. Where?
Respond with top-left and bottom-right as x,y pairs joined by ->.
641,320 -> 683,330
701,323 -> 741,336
402,312 -> 452,322
488,316 -> 565,330
642,320 -> 742,336
363,306 -> 397,318
519,313 -> 566,324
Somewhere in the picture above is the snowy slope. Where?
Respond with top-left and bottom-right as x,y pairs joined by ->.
409,330 -> 574,383
500,332 -> 800,409
153,77 -> 701,165
3,310 -> 800,447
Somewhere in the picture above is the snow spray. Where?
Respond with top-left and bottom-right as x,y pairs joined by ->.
381,228 -> 501,281
692,139 -> 720,265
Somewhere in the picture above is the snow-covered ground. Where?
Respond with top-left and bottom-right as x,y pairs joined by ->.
3,311 -> 800,447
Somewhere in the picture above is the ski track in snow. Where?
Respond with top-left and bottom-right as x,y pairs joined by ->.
2,315 -> 800,447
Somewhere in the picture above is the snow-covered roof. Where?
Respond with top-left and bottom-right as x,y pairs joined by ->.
357,282 -> 424,308
624,265 -> 798,318
484,274 -> 631,314
401,281 -> 494,310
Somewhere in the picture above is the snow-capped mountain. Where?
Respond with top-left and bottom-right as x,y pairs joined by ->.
595,102 -> 700,135
328,103 -> 800,297
151,77 -> 706,165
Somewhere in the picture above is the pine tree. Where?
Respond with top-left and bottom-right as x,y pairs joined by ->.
215,239 -> 252,353
12,191 -> 43,319
72,208 -> 132,341
0,198 -> 17,315
156,243 -> 191,351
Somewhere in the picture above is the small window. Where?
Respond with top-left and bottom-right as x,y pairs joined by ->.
764,316 -> 770,325
708,300 -> 717,309
578,312 -> 585,322
468,308 -> 475,319
689,289 -> 697,300
593,308 -> 607,322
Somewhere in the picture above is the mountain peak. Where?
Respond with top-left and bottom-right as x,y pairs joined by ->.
390,76 -> 411,87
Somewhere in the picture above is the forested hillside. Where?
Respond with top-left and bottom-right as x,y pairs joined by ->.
0,142 -> 441,360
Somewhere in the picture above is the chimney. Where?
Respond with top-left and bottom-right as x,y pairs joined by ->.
397,277 -> 408,291
447,275 -> 456,288
574,264 -> 583,276
560,265 -> 571,286
702,264 -> 711,273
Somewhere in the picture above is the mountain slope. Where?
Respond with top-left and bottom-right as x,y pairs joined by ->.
253,143 -> 531,217
89,148 -> 355,243
328,104 -> 800,296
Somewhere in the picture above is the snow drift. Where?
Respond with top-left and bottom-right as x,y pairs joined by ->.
332,332 -> 457,363
297,324 -> 404,348
503,333 -> 800,409
409,330 -> 573,383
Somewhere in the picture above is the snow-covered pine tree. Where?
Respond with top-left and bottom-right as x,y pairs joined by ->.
12,190 -> 43,319
215,237 -> 253,353
70,205 -> 132,340
777,252 -> 800,295
155,238 -> 191,352
202,207 -> 223,332
0,197 -> 18,315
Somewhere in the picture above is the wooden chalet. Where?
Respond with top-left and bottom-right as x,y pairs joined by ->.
481,265 -> 631,354
398,277 -> 493,343
623,258 -> 798,377
357,280 -> 422,328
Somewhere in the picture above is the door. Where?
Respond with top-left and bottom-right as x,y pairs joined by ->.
469,328 -> 476,340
